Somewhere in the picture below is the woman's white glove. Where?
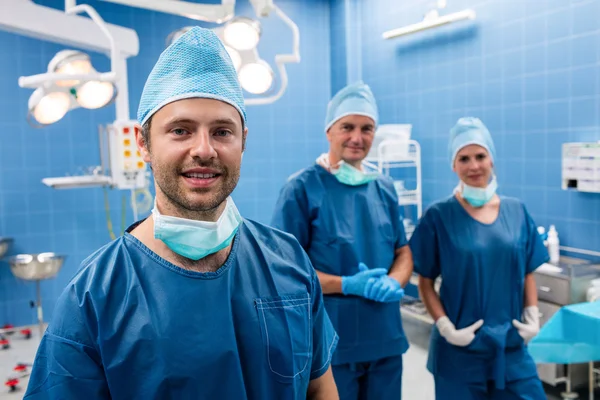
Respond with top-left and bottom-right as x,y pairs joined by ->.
436,317 -> 484,347
512,306 -> 540,343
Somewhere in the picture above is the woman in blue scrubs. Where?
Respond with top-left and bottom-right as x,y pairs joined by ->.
409,117 -> 549,399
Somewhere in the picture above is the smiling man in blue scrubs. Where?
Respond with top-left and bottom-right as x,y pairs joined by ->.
271,81 -> 413,400
24,27 -> 338,400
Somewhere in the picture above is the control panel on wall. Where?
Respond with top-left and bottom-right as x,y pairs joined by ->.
109,120 -> 147,190
562,142 -> 600,193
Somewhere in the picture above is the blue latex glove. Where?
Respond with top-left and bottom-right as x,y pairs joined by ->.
341,263 -> 388,297
365,275 -> 404,302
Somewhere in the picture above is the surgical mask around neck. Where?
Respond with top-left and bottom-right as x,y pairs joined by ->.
152,197 -> 242,261
456,175 -> 498,208
316,153 -> 379,186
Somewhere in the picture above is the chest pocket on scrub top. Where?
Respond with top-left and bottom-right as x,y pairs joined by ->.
255,293 -> 312,383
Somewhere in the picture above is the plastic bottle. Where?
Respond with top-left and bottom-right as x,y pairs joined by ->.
547,225 -> 560,264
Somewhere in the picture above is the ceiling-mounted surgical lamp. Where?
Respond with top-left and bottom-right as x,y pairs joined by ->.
50,50 -> 92,86
167,24 -> 273,95
211,25 -> 274,95
166,3 -> 299,104
24,49 -> 117,127
239,61 -> 273,94
51,50 -> 115,109
242,5 -> 299,105
51,51 -> 115,109
28,89 -> 70,125
78,80 -> 115,109
227,46 -> 272,97
19,5 -> 120,127
6,1 -> 149,226
223,17 -> 261,51
165,26 -> 243,72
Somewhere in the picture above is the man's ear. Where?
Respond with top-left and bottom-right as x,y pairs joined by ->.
242,127 -> 248,152
136,122 -> 151,163
325,127 -> 332,143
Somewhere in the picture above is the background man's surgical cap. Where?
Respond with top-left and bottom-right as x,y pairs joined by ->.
448,117 -> 496,168
325,81 -> 378,131
137,26 -> 246,126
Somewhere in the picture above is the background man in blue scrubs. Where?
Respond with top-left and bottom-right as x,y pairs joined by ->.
272,81 -> 413,400
25,27 -> 339,400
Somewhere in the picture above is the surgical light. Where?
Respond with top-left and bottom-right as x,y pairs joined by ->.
165,4 -> 299,105
76,80 -> 115,109
49,50 -> 92,87
28,89 -> 70,125
168,27 -> 241,71
21,45 -> 118,126
239,61 -> 273,94
223,18 -> 261,51
50,50 -> 115,109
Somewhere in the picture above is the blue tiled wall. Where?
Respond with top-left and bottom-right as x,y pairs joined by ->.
0,0 -> 331,326
330,0 -> 347,94
355,0 -> 600,256
329,0 -> 364,95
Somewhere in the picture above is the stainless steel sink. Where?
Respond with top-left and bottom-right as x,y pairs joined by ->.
6,253 -> 66,281
0,237 -> 13,258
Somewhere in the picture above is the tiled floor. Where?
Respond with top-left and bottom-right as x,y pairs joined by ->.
0,326 -> 39,399
0,318 -> 596,399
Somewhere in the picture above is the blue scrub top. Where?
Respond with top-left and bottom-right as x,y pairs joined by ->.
24,220 -> 338,400
271,164 -> 409,365
409,196 -> 549,387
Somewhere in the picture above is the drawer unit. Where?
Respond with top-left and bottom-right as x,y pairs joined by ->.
535,273 -> 570,305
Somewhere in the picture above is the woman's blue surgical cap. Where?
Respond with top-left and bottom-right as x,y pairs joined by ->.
325,81 -> 378,131
137,26 -> 246,126
448,117 -> 496,167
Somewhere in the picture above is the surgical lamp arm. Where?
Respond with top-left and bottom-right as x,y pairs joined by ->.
272,5 -> 300,64
19,4 -> 119,89
67,4 -> 129,121
250,0 -> 274,17
19,72 -> 116,88
65,4 -> 118,74
18,4 -> 119,89
99,0 -> 235,24
245,5 -> 300,106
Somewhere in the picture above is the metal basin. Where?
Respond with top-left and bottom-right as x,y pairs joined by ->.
0,237 -> 13,258
6,253 -> 66,281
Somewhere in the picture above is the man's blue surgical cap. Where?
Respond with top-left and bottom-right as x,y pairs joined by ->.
137,26 -> 246,126
448,117 -> 496,168
325,81 -> 378,131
